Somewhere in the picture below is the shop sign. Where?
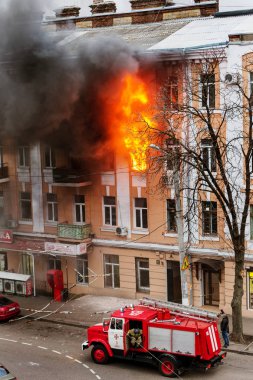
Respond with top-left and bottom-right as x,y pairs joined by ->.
44,242 -> 88,256
0,229 -> 13,243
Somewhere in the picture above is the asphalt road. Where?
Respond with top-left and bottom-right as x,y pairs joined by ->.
0,318 -> 253,380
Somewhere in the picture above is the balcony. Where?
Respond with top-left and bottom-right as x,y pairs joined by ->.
0,164 -> 9,182
57,223 -> 92,240
52,168 -> 92,187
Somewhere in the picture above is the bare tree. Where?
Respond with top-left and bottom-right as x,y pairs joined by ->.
145,51 -> 253,342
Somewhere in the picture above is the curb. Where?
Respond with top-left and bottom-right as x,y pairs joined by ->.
225,347 -> 253,356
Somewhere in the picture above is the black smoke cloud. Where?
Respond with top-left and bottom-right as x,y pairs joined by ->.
0,0 -> 139,166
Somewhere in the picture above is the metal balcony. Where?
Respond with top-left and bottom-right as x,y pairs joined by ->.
0,164 -> 9,181
53,167 -> 91,185
57,223 -> 91,240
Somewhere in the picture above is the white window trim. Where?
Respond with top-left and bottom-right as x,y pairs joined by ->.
18,146 -> 30,168
136,258 -> 150,292
104,255 -> 120,289
102,196 -> 116,227
74,196 -> 85,224
134,198 -> 148,230
47,199 -> 58,222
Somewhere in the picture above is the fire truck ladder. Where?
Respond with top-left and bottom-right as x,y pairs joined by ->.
140,297 -> 218,320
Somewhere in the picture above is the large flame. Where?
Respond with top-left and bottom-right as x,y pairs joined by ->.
116,74 -> 153,171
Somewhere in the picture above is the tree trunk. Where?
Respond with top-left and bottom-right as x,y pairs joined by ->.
231,245 -> 245,343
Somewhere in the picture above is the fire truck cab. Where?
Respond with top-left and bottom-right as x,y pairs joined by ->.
82,298 -> 226,377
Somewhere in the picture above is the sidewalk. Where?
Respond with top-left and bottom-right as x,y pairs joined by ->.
9,294 -> 253,356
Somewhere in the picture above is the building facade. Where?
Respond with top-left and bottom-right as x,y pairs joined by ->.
1,0 -> 253,318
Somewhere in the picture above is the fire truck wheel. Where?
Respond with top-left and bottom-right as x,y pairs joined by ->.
158,355 -> 178,378
91,344 -> 109,364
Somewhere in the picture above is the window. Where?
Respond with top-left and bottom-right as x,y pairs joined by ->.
18,146 -> 30,167
0,146 -> 3,167
22,254 -> 33,275
48,258 -> 61,270
103,196 -> 116,226
250,205 -> 253,240
45,146 -> 56,168
167,76 -> 178,109
167,199 -> 176,232
136,258 -> 150,292
247,270 -> 253,309
165,138 -> 180,171
104,254 -> 120,288
202,201 -> 217,235
47,193 -> 58,222
75,194 -> 85,223
134,198 -> 148,229
250,72 -> 253,98
76,255 -> 88,284
0,191 -> 4,225
201,73 -> 215,108
0,253 -> 7,271
20,192 -> 32,220
201,139 -> 216,172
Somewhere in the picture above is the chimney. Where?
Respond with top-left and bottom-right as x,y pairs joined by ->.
130,0 -> 173,11
54,6 -> 81,18
90,0 -> 117,15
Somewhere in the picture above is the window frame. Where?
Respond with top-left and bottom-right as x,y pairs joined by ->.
76,255 -> 88,285
18,146 -> 30,167
167,76 -> 178,109
134,198 -> 148,230
136,258 -> 150,292
167,199 -> 176,232
200,73 -> 215,109
202,201 -> 218,235
201,139 -> 216,172
46,193 -> 58,222
103,196 -> 116,226
45,146 -> 56,168
20,191 -> 32,220
74,194 -> 85,224
104,254 -> 120,288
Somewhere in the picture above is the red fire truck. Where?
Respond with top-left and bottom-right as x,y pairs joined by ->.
82,297 -> 226,377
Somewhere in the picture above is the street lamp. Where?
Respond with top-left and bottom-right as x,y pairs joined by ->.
149,143 -> 189,306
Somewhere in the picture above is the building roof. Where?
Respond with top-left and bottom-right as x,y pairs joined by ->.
150,14 -> 253,51
48,18 -> 192,52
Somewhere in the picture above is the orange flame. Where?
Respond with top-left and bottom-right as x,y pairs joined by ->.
115,74 -> 153,171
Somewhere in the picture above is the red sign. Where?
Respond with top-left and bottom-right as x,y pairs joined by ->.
0,229 -> 13,243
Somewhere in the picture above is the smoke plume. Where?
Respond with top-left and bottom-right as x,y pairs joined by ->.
0,0 -> 140,167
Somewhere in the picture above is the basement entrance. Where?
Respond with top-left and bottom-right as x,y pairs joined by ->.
167,260 -> 182,303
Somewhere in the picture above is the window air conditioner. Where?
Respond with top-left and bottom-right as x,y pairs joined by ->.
115,226 -> 128,236
3,279 -> 15,293
224,72 -> 238,85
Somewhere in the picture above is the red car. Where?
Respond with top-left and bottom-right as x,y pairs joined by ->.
0,295 -> 20,321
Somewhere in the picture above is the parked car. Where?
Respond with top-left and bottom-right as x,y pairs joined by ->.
0,295 -> 20,321
0,364 -> 17,379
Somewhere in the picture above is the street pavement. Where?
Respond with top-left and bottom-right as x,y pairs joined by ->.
8,293 -> 253,356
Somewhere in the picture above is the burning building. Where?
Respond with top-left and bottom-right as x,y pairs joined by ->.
1,0 -> 253,319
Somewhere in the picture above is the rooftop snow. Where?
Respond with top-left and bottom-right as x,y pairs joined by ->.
150,14 -> 253,51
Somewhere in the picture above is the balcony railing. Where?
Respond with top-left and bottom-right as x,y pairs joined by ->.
0,164 -> 9,180
57,223 -> 91,240
53,168 -> 90,184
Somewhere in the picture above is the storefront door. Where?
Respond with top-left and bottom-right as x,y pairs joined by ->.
203,266 -> 220,306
